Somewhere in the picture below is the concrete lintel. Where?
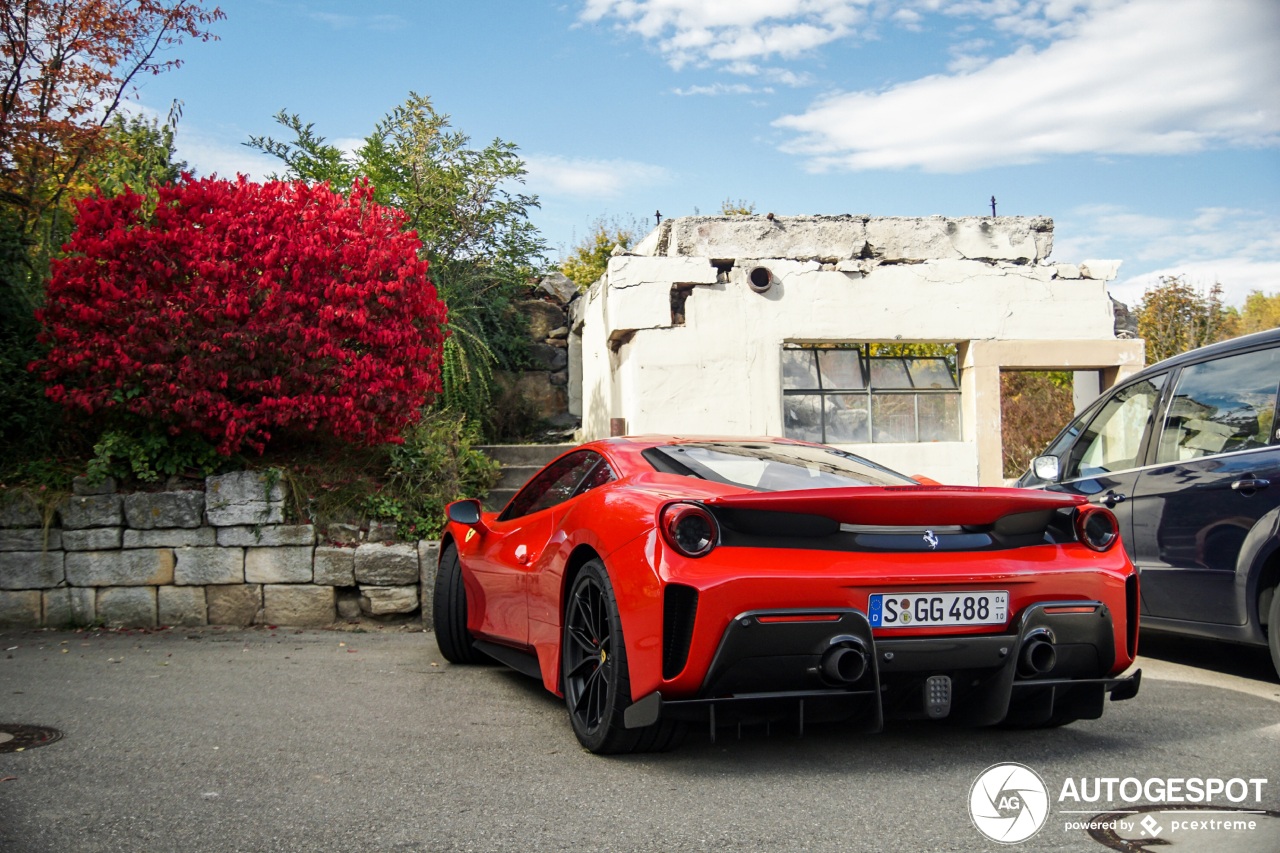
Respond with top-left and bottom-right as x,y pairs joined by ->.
961,339 -> 1145,373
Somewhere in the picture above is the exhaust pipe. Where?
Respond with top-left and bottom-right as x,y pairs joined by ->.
1018,637 -> 1057,677
820,645 -> 868,685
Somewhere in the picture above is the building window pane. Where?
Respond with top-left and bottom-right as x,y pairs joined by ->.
781,348 -> 818,390
782,344 -> 960,444
782,394 -> 824,442
817,349 -> 865,390
908,358 -> 959,389
869,358 -> 911,389
824,394 -> 870,443
918,392 -> 961,441
871,394 -> 917,442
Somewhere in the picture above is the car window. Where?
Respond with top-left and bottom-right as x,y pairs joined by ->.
502,451 -> 602,521
644,441 -> 915,490
1063,376 -> 1166,480
575,459 -> 615,495
1155,346 -> 1280,463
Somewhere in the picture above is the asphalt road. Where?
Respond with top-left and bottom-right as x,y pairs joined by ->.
1,624 -> 1277,853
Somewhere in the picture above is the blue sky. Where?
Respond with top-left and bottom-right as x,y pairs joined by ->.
130,0 -> 1279,308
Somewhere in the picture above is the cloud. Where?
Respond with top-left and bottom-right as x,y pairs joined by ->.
171,128 -> 280,181
724,61 -> 815,87
1052,204 -> 1280,307
523,155 -> 673,199
579,0 -> 869,68
774,0 -> 1280,172
672,82 -> 770,96
1109,260 -> 1280,309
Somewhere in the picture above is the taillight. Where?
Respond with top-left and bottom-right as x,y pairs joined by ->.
1074,505 -> 1119,552
660,502 -> 718,558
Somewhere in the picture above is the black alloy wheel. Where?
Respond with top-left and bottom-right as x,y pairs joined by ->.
562,559 -> 684,754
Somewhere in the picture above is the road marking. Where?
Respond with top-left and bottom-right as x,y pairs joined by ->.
1134,657 -> 1280,704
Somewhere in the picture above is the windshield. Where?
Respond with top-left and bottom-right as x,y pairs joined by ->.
642,441 -> 916,491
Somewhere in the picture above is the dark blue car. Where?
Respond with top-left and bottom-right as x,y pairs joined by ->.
1019,328 -> 1280,679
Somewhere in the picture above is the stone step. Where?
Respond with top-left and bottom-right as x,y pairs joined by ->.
496,464 -> 544,491
477,444 -> 577,513
477,443 -> 576,468
484,489 -> 517,513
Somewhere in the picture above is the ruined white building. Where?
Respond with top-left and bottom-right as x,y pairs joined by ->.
568,215 -> 1144,485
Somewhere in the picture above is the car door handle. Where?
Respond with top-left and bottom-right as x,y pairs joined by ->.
1232,478 -> 1270,493
1090,490 -> 1127,508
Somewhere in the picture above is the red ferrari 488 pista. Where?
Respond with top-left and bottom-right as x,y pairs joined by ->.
435,437 -> 1140,754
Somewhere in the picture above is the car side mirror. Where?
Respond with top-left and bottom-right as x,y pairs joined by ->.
447,499 -> 486,530
1032,456 -> 1061,483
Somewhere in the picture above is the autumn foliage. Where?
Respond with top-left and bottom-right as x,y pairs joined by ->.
1,1 -> 222,246
34,177 -> 447,455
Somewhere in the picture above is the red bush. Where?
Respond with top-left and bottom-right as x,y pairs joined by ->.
34,176 -> 447,455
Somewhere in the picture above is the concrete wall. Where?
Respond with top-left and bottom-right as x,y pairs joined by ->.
0,472 -> 441,630
573,215 -> 1144,485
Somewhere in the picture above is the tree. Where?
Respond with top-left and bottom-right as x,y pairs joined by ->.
247,93 -> 547,430
33,177 -> 447,459
1136,275 -> 1235,364
0,0 -> 222,311
81,107 -> 189,198
1001,371 -> 1074,478
560,215 -> 645,289
1236,290 -> 1280,335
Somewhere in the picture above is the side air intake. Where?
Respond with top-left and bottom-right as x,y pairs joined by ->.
663,584 -> 699,680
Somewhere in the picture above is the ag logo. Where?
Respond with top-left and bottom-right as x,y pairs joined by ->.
969,763 -> 1050,844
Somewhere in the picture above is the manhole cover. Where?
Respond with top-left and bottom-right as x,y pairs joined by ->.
0,724 -> 63,753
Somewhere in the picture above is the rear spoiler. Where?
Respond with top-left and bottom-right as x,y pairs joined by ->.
704,486 -> 1084,528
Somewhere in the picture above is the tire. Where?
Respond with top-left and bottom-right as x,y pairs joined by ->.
1269,585 -> 1280,682
562,560 -> 685,754
433,543 -> 483,664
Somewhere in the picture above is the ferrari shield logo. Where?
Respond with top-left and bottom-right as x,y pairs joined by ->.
923,530 -> 940,550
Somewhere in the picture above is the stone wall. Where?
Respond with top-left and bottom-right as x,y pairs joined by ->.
0,471 -> 440,630
495,272 -> 579,430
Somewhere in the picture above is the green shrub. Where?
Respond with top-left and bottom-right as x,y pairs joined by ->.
86,428 -> 225,485
363,410 -> 500,539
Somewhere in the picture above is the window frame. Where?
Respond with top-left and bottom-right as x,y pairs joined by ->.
781,344 -> 961,444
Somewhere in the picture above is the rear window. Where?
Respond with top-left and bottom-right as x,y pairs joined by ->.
642,442 -> 915,491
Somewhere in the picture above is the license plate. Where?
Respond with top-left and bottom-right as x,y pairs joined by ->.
868,591 -> 1008,628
